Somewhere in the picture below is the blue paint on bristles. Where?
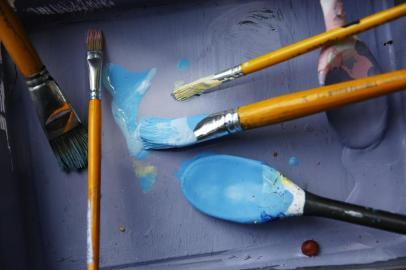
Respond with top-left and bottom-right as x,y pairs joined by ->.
139,114 -> 207,149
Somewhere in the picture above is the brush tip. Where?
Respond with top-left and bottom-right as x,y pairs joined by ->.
86,29 -> 103,51
50,126 -> 88,172
171,75 -> 222,101
139,114 -> 207,149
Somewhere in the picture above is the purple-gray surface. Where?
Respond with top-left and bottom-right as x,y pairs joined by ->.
3,0 -> 406,269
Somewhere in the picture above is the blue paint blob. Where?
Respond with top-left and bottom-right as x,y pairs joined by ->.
288,156 -> 299,167
103,63 -> 156,159
176,59 -> 190,71
177,154 -> 303,224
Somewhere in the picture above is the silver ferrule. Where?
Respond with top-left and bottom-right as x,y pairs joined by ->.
193,109 -> 242,141
213,65 -> 243,83
87,51 -> 103,99
26,68 -> 81,140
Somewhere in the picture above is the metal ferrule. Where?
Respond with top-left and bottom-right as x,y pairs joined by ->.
193,109 -> 242,141
213,65 -> 244,83
26,68 -> 81,140
87,51 -> 103,100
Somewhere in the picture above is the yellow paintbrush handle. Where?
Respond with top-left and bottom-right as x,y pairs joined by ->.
87,99 -> 101,270
238,70 -> 406,129
241,3 -> 406,75
0,0 -> 43,77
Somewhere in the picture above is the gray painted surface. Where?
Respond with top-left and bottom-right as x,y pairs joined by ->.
2,0 -> 406,269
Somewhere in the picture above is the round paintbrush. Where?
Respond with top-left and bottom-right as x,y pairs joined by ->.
171,3 -> 406,101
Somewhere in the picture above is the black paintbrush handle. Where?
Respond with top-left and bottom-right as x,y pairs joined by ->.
304,192 -> 406,234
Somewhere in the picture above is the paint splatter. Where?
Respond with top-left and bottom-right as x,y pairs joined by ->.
177,154 -> 305,223
133,160 -> 157,193
104,63 -> 157,191
176,59 -> 190,71
301,240 -> 320,257
288,156 -> 299,166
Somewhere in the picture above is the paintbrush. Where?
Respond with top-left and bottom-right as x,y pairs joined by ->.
141,69 -> 406,149
0,0 -> 87,171
172,3 -> 406,101
86,29 -> 103,270
178,154 -> 406,234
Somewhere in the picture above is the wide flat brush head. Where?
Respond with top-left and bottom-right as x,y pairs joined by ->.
139,114 -> 208,149
50,125 -> 88,171
171,75 -> 222,101
87,29 -> 103,52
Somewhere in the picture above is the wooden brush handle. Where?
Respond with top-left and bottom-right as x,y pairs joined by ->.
238,69 -> 406,130
0,0 -> 43,77
240,3 -> 406,75
304,192 -> 406,234
87,99 -> 101,270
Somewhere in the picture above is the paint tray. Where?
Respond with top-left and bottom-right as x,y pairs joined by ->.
1,0 -> 406,269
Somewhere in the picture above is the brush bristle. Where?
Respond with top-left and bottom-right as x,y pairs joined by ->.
139,114 -> 207,149
50,125 -> 88,171
86,29 -> 103,51
172,75 -> 222,101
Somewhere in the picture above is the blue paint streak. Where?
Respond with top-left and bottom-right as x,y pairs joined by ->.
177,154 -> 294,224
176,59 -> 190,71
103,63 -> 156,159
288,156 -> 299,166
139,173 -> 156,193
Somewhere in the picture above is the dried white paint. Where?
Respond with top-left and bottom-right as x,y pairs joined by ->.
281,175 -> 306,216
344,210 -> 363,218
87,200 -> 94,264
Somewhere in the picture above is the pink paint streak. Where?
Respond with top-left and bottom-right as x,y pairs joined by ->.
318,0 -> 373,85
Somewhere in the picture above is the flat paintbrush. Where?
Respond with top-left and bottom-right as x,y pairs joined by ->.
141,69 -> 406,149
172,3 -> 406,101
0,0 -> 87,171
86,30 -> 103,270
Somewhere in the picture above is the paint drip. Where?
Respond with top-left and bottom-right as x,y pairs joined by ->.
176,59 -> 190,71
104,63 -> 158,191
288,156 -> 299,166
177,154 -> 305,224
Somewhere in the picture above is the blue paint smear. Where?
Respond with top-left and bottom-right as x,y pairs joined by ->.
288,156 -> 299,166
177,154 -> 295,224
104,63 -> 158,193
176,59 -> 190,71
103,63 -> 156,159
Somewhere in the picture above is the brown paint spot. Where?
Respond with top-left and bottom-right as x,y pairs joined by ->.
301,240 -> 319,257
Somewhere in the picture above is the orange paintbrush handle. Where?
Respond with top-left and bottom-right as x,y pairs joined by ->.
87,99 -> 101,270
238,70 -> 406,129
0,0 -> 43,77
241,3 -> 406,75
